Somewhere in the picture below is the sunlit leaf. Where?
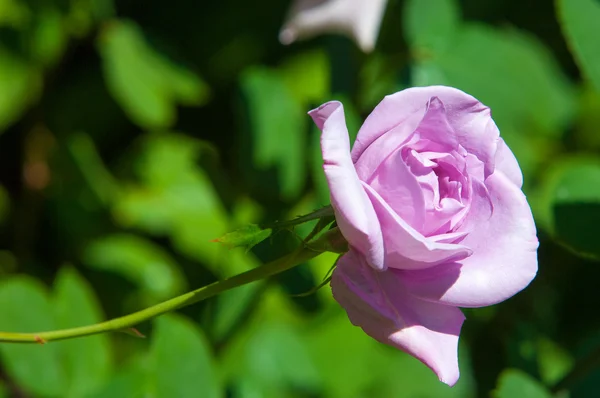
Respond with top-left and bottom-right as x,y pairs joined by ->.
207,282 -> 263,342
535,157 -> 600,259
558,0 -> 600,92
280,50 -> 330,103
53,267 -> 112,397
0,277 -> 67,396
87,356 -> 149,398
223,319 -> 321,397
30,8 -> 68,66
404,0 -> 460,53
150,314 -> 222,398
67,132 -> 120,206
572,86 -> 600,150
493,369 -> 551,398
0,47 -> 42,132
98,20 -> 209,129
358,55 -> 406,112
0,0 -> 29,28
537,337 -> 574,384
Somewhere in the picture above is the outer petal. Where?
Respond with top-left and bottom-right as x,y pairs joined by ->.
495,138 -> 523,188
331,250 -> 465,386
309,101 -> 385,270
363,183 -> 472,270
400,171 -> 538,307
352,86 -> 499,176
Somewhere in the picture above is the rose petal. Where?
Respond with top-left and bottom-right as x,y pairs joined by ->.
309,101 -> 385,270
400,171 -> 538,307
331,250 -> 465,386
352,86 -> 499,176
416,97 -> 460,150
495,138 -> 524,188
354,112 -> 421,180
367,146 -> 426,230
363,182 -> 472,270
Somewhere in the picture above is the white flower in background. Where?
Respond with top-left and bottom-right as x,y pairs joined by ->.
279,0 -> 388,52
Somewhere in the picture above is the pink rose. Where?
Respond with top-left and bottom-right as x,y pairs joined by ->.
309,86 -> 538,385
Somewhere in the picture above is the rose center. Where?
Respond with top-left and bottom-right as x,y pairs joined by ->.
403,148 -> 470,236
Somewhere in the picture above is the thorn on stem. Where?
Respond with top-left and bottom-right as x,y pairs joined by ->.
120,327 -> 146,338
130,328 -> 146,338
34,335 -> 47,345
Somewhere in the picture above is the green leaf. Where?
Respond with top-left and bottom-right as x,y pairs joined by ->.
208,282 -> 263,342
93,315 -> 223,398
89,0 -> 115,21
214,224 -> 272,252
150,314 -> 222,398
0,0 -> 29,28
98,20 -> 209,129
535,157 -> 600,258
403,0 -> 460,53
87,356 -> 149,398
493,369 -> 551,398
30,8 -> 68,66
0,47 -> 42,132
241,67 -> 306,200
0,381 -> 8,398
358,55 -> 406,112
53,267 -> 112,397
280,50 -> 330,104
0,277 -> 67,397
223,320 -> 321,397
67,133 -> 120,206
557,0 -> 600,92
573,86 -> 600,150
537,337 -> 574,384
82,233 -> 187,301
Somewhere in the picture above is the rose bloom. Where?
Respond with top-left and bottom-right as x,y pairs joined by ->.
309,86 -> 538,385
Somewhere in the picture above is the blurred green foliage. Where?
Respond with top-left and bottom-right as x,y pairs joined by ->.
0,0 -> 599,396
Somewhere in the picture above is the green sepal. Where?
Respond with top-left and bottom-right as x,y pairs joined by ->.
213,224 -> 273,252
